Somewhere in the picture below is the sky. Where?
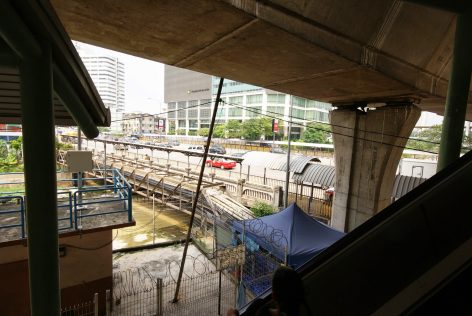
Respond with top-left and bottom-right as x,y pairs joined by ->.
74,41 -> 165,114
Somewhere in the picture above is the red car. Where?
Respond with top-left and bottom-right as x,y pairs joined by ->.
206,158 -> 237,169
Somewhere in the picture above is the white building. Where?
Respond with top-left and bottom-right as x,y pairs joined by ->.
74,43 -> 125,133
164,65 -> 331,137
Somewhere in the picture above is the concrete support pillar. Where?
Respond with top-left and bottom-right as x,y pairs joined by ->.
331,105 -> 420,232
237,179 -> 245,202
272,185 -> 283,208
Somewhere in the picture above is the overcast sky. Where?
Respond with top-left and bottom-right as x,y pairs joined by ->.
75,41 -> 165,114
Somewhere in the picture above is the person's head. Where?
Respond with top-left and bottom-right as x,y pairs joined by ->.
271,266 -> 305,315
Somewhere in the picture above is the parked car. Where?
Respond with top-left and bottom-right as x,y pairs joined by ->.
231,152 -> 248,158
270,147 -> 286,154
168,140 -> 180,147
206,158 -> 236,169
114,143 -> 128,151
187,146 -> 204,151
325,187 -> 335,202
209,145 -> 226,155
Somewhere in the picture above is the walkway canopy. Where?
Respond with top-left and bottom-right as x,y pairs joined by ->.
0,0 -> 110,138
233,203 -> 344,269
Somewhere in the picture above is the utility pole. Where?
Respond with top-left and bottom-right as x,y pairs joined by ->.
284,97 -> 293,208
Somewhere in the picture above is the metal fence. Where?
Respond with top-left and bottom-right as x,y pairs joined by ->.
0,169 -> 132,242
61,293 -> 98,316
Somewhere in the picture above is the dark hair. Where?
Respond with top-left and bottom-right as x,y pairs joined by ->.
271,266 -> 305,316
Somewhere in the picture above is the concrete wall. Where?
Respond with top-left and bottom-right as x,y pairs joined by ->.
0,230 -> 112,315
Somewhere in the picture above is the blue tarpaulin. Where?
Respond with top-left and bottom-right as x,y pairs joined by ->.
233,203 -> 345,269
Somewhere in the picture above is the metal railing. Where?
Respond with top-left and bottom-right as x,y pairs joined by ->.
0,168 -> 132,242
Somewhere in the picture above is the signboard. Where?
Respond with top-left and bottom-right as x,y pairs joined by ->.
157,119 -> 166,131
215,245 -> 246,270
65,151 -> 93,172
272,119 -> 279,133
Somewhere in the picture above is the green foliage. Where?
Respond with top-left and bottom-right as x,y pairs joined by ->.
56,141 -> 73,151
0,140 -> 8,158
198,128 -> 209,137
250,202 -> 274,217
407,125 -> 442,152
240,117 -> 275,140
177,129 -> 186,135
213,125 -> 226,138
302,123 -> 331,143
188,130 -> 197,136
226,120 -> 242,138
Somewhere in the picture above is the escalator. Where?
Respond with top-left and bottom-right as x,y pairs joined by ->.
242,150 -> 472,315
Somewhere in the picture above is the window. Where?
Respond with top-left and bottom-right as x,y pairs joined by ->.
246,94 -> 263,104
267,106 -> 285,116
178,120 -> 186,128
216,107 -> 226,118
178,101 -> 186,118
229,96 -> 243,105
189,120 -> 198,129
267,93 -> 286,104
246,106 -> 262,117
229,108 -> 243,117
200,108 -> 211,117
293,96 -> 306,108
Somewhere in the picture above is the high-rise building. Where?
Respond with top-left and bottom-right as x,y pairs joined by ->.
74,43 -> 125,133
164,65 -> 331,138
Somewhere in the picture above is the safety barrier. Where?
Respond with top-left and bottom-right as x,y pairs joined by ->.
0,168 -> 132,243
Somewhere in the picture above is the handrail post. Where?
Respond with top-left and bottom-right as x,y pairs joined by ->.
68,192 -> 73,229
128,186 -> 132,222
20,197 -> 25,238
73,192 -> 78,229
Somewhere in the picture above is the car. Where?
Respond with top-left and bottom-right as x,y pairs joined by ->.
231,152 -> 247,158
325,187 -> 335,202
168,140 -> 180,147
209,145 -> 226,154
156,143 -> 173,148
114,143 -> 128,150
205,158 -> 236,169
188,146 -> 204,151
270,147 -> 286,154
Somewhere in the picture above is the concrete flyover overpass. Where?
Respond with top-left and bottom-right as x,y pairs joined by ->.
50,0 -> 472,231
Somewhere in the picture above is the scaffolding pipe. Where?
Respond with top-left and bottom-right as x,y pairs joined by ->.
437,10 -> 472,171
173,77 -> 225,302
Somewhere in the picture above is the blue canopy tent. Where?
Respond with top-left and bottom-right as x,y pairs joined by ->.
232,203 -> 345,269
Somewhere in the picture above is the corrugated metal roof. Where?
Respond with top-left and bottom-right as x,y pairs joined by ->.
292,164 -> 335,187
392,175 -> 427,199
241,151 -> 320,173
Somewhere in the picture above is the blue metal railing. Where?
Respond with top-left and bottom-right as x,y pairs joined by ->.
0,196 -> 25,238
0,168 -> 133,242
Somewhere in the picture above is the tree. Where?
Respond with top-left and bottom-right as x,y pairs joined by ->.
198,128 -> 209,137
302,123 -> 331,143
407,125 -> 442,152
226,120 -> 242,138
213,125 -> 226,138
250,201 -> 274,217
242,118 -> 265,140
10,136 -> 23,161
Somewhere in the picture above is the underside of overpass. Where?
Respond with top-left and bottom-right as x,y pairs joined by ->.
51,0 -> 472,118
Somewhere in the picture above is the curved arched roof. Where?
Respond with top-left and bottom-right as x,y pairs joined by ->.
241,151 -> 320,173
292,164 -> 336,188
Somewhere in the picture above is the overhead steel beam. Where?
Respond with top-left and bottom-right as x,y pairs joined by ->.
403,0 -> 471,13
53,64 -> 100,138
0,0 -> 41,59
